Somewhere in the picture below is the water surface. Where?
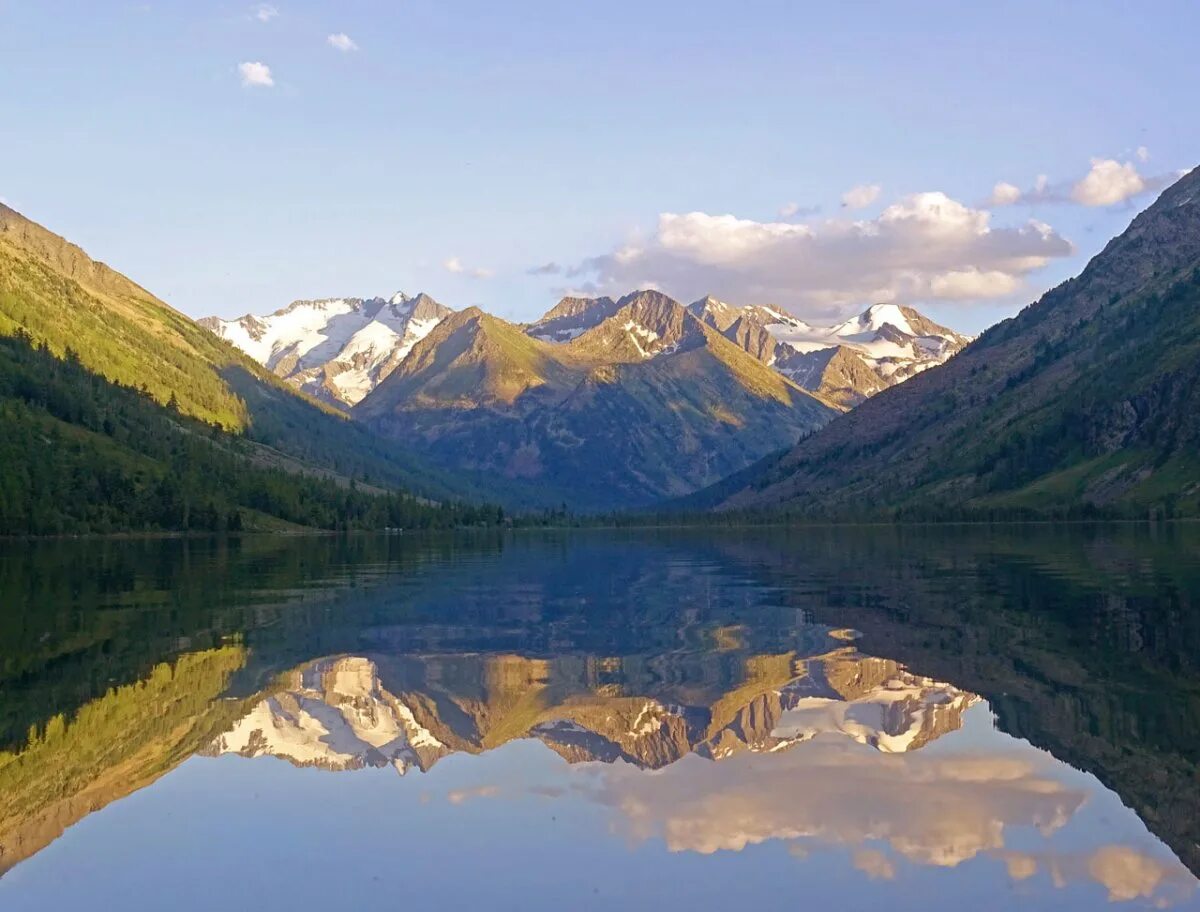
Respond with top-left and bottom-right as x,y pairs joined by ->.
1,526 -> 1198,910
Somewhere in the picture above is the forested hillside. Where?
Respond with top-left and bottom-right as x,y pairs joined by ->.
0,204 -> 507,534
0,332 -> 500,534
702,167 -> 1200,520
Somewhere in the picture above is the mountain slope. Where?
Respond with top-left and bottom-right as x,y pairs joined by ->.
357,292 -> 837,509
201,292 -> 452,408
708,166 -> 1200,518
525,295 -> 620,341
708,299 -> 971,408
0,204 -> 251,428
0,205 -> 500,531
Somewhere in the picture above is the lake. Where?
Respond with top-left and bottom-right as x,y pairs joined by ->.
1,526 -> 1198,910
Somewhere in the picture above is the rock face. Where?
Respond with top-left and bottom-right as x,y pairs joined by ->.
702,165 -> 1200,518
525,295 -> 620,342
201,293 -> 452,408
206,648 -> 977,774
354,291 -> 837,510
689,298 -> 972,408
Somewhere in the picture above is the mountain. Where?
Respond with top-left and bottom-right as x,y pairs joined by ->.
703,166 -> 1200,519
687,294 -> 789,333
204,648 -> 976,774
525,295 -> 620,342
201,292 -> 452,408
0,203 -> 497,533
355,290 -> 838,509
691,298 -> 971,408
206,656 -> 452,774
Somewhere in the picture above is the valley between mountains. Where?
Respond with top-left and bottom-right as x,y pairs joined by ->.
204,287 -> 968,509
1,163 -> 1198,531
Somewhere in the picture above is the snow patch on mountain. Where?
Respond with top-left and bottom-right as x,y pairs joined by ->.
201,292 -> 452,407
206,656 -> 448,774
772,668 -> 978,754
720,300 -> 972,406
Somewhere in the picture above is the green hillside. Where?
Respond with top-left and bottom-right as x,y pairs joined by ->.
706,166 -> 1200,520
0,205 -> 506,533
0,332 -> 500,534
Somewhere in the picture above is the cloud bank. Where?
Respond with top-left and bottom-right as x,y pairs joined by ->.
573,192 -> 1072,317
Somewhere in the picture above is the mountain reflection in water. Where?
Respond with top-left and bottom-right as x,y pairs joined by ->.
0,526 -> 1198,911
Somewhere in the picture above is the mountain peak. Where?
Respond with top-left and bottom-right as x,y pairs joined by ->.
202,289 -> 455,407
568,290 -> 701,361
526,295 -> 620,342
711,164 -> 1200,517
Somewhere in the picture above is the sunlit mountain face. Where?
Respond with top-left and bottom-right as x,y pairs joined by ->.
1,528 -> 1198,911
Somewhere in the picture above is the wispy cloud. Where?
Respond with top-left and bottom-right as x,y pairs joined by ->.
444,256 -> 493,279
238,61 -> 274,88
779,202 -> 821,219
527,262 -> 562,276
327,33 -> 359,52
251,3 -> 278,23
841,184 -> 881,209
446,785 -> 500,805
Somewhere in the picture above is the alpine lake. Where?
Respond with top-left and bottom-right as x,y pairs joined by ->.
1,524 -> 1198,911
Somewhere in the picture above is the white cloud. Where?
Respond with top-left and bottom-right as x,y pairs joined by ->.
443,256 -> 493,279
582,737 -> 1196,906
252,3 -> 278,22
988,181 -> 1022,207
929,268 -> 1020,299
841,183 -> 881,209
988,155 -> 1178,209
1071,158 -> 1146,206
327,32 -> 358,52
238,61 -> 274,88
573,191 -> 1072,316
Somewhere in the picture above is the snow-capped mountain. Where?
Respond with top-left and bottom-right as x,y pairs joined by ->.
205,656 -> 450,774
200,292 -> 452,407
705,300 -> 972,408
529,294 -> 971,408
687,294 -> 790,334
206,649 -> 977,775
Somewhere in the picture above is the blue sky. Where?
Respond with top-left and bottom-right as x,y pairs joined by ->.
1,1 -> 1196,332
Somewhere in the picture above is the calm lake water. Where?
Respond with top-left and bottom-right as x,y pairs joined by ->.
1,526 -> 1198,910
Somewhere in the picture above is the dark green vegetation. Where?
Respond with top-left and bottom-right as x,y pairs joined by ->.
0,332 -> 500,533
356,291 -> 836,510
703,166 -> 1200,519
0,204 -> 502,533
